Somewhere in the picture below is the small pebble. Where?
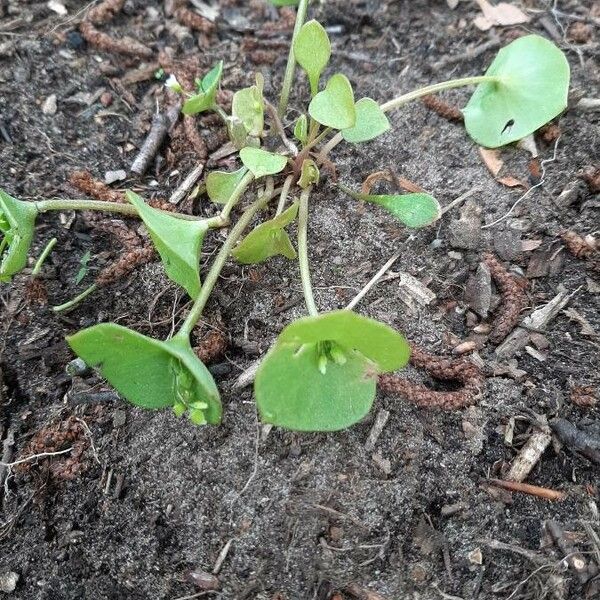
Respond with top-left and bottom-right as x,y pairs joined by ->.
65,358 -> 90,377
0,572 -> 19,593
104,170 -> 127,185
112,410 -> 127,428
100,92 -> 113,107
185,570 -> 219,590
66,30 -> 85,50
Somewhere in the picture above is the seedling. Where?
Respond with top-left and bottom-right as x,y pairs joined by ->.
0,1 -> 569,432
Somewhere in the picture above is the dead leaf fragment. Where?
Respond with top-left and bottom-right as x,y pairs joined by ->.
497,176 -> 528,189
473,0 -> 530,30
479,147 -> 503,177
521,239 -> 543,252
564,308 -> 597,337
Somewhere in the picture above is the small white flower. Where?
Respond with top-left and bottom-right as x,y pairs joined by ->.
164,74 -> 183,94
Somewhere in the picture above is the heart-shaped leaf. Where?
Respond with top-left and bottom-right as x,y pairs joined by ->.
67,324 -> 221,424
0,189 -> 38,282
182,61 -> 223,115
298,159 -> 320,189
277,310 -> 410,372
255,341 -> 377,431
126,192 -> 207,299
342,98 -> 390,143
309,73 -> 356,130
206,167 -> 249,205
240,147 -> 288,179
294,19 -> 331,95
232,201 -> 299,264
232,84 -> 264,137
463,35 -> 570,148
339,185 -> 441,228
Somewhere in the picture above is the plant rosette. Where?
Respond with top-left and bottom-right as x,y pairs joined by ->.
254,310 -> 410,431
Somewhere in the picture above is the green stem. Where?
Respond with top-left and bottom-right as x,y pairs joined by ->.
317,75 -> 499,160
276,175 -> 294,216
35,199 -> 202,222
177,179 -> 276,338
32,237 -> 57,276
297,186 -> 318,316
219,171 -> 255,224
277,0 -> 310,118
52,283 -> 97,313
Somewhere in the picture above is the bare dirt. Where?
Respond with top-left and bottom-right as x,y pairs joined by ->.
1,1 -> 599,599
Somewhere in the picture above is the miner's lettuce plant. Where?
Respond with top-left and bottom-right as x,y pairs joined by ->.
0,0 -> 570,432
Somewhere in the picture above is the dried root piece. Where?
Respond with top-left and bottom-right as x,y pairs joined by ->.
422,95 -> 464,122
570,385 -> 597,408
379,344 -> 484,410
70,170 -> 124,203
14,416 -> 88,481
86,0 -> 126,25
80,21 -> 153,58
562,230 -> 598,259
96,245 -> 155,286
483,252 -> 528,344
361,169 -> 425,195
25,278 -> 48,306
174,7 -> 215,33
194,329 -> 228,364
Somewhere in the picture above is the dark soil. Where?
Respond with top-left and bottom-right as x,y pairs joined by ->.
1,1 -> 599,599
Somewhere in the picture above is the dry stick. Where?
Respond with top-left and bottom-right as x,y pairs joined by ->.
550,418 -> 600,465
506,416 -> 552,483
545,520 -> 591,584
265,100 -> 299,157
169,162 -> 204,205
440,187 -> 480,216
486,478 -> 566,501
131,104 -> 182,175
345,252 -> 401,310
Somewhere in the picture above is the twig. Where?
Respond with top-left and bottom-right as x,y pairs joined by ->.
545,520 -> 590,583
131,104 -> 181,175
265,100 -> 298,157
364,409 -> 390,452
440,187 -> 480,216
169,163 -> 204,204
0,426 -> 16,500
482,137 -> 560,229
550,418 -> 600,465
212,539 -> 233,575
346,252 -> 401,310
486,478 -> 566,501
506,415 -> 552,483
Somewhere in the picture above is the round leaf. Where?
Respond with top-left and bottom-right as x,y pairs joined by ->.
341,98 -> 390,143
294,20 -> 331,95
232,202 -> 298,264
240,147 -> 288,179
232,85 -> 264,137
309,74 -> 356,130
0,189 -> 38,282
277,310 -> 410,372
463,35 -> 570,148
255,342 -> 377,431
67,324 -> 221,424
127,191 -> 208,299
206,167 -> 249,205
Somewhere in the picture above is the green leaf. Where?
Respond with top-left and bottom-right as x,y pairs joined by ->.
182,61 -> 223,115
308,73 -> 356,130
277,310 -> 410,372
67,324 -> 221,424
268,0 -> 299,5
239,147 -> 288,178
342,98 -> 390,143
206,167 -> 249,205
463,35 -> 570,148
294,19 -> 331,95
294,114 -> 308,145
74,250 -> 91,284
232,202 -> 299,264
126,191 -> 207,299
0,189 -> 38,282
232,85 -> 264,137
255,341 -> 377,431
339,185 -> 441,229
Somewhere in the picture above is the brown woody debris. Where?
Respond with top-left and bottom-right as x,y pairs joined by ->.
260,7 -> 297,33
86,0 -> 125,25
96,245 -> 155,286
26,278 -> 48,306
581,165 -> 600,193
422,95 -> 464,122
570,385 -> 597,408
567,22 -> 593,43
80,21 -> 153,58
562,230 -> 598,259
379,344 -> 484,410
194,330 -> 228,364
539,123 -> 561,143
70,170 -> 124,203
184,116 -> 208,160
174,7 -> 215,33
483,252 -> 528,344
15,416 -> 89,481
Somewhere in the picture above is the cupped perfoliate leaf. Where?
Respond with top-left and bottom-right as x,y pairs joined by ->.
67,324 -> 221,424
126,192 -> 207,299
278,310 -> 410,372
182,61 -> 223,115
255,341 -> 377,431
232,85 -> 264,137
206,167 -> 249,205
232,202 -> 299,264
0,189 -> 38,282
339,185 -> 441,229
298,159 -> 320,189
342,98 -> 390,143
294,20 -> 331,95
240,147 -> 288,178
309,74 -> 356,130
294,114 -> 308,146
463,35 -> 570,148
